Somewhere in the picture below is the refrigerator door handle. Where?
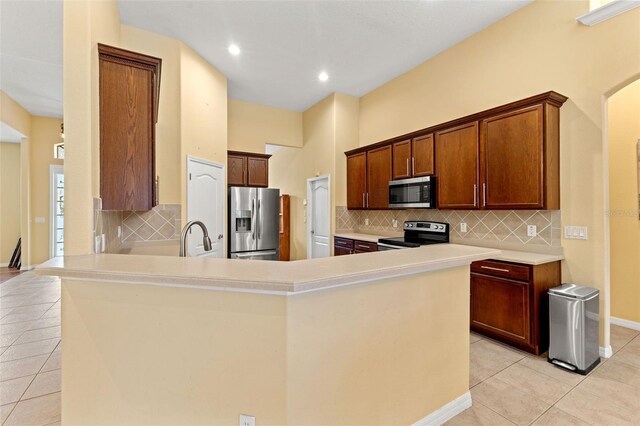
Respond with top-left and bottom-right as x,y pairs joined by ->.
257,199 -> 261,239
251,199 -> 256,240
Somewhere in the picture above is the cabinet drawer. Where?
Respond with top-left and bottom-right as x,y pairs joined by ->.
334,237 -> 354,249
471,260 -> 530,281
354,240 -> 377,252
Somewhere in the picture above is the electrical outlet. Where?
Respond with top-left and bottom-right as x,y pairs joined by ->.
460,222 -> 467,233
564,226 -> 588,240
239,414 -> 255,426
117,226 -> 122,238
392,218 -> 398,228
527,225 -> 537,237
364,218 -> 370,226
101,233 -> 106,252
94,235 -> 101,253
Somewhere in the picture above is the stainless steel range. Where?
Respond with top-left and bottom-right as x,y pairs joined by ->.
378,221 -> 450,250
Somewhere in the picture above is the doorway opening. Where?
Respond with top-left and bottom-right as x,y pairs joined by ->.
606,77 -> 640,332
307,175 -> 330,259
50,165 -> 64,258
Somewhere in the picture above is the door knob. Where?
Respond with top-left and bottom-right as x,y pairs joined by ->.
311,230 -> 315,234
218,234 -> 223,239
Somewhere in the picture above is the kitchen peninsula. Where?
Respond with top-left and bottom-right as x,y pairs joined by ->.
38,244 -> 499,425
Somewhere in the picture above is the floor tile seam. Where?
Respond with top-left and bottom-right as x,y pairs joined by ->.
19,387 -> 61,403
471,400 -> 518,425
487,375 -> 553,409
515,358 -> 586,388
1,403 -> 17,426
17,349 -> 59,405
606,354 -> 640,373
574,375 -> 640,412
554,385 -> 640,425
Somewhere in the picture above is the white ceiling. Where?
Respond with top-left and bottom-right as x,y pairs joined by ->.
0,0 -> 532,117
0,0 -> 63,118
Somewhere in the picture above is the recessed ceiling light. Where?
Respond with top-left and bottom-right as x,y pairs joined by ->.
318,71 -> 329,82
228,44 -> 240,56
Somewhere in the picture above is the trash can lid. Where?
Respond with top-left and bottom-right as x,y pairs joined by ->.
549,283 -> 599,300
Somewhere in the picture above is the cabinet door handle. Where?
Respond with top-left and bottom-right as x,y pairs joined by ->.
483,183 -> 487,207
406,158 -> 409,176
473,184 -> 477,207
412,157 -> 415,175
366,193 -> 369,208
362,193 -> 365,208
155,176 -> 159,204
480,265 -> 510,273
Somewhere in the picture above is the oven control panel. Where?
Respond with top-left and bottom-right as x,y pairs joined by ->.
403,221 -> 448,233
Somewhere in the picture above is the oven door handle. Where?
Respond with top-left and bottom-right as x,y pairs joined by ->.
377,242 -> 404,250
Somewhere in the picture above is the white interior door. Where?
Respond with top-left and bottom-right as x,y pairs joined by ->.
307,175 -> 330,259
187,156 -> 225,258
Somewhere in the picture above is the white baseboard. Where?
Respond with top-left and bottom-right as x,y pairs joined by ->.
20,265 -> 35,271
599,345 -> 613,358
412,391 -> 472,426
0,262 -> 8,267
610,316 -> 640,331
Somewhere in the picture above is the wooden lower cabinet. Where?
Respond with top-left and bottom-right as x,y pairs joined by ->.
334,237 -> 377,256
470,260 -> 561,355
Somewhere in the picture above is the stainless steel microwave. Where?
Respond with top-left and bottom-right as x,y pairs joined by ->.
388,176 -> 436,209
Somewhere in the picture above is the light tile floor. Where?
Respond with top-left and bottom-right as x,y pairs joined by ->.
1,272 -> 639,426
448,326 -> 640,426
0,272 -> 61,426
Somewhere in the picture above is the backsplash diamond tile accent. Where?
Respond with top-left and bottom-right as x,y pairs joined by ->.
336,206 -> 561,250
122,204 -> 181,242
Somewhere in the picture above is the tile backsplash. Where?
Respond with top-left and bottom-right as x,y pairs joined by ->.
336,206 -> 561,250
122,204 -> 181,242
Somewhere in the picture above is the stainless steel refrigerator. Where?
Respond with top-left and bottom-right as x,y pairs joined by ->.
228,187 -> 280,260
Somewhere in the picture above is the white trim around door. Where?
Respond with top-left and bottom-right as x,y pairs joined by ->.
306,175 -> 331,259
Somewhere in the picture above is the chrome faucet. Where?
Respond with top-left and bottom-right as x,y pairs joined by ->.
180,220 -> 213,257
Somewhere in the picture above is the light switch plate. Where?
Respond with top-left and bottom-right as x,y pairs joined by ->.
527,225 -> 537,237
564,226 -> 588,240
392,219 -> 398,228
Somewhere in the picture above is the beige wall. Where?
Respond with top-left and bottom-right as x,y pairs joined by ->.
63,0 -> 120,257
121,25 -> 182,205
269,93 -> 359,260
61,266 -> 470,424
0,143 -> 21,263
29,117 -> 64,265
228,99 -> 303,152
179,43 -> 228,222
0,90 -> 32,138
608,79 -> 640,323
358,0 -> 640,345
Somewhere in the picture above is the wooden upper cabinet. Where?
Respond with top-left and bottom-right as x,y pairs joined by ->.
227,151 -> 270,187
228,155 -> 247,186
392,135 -> 434,180
346,152 -> 367,209
435,122 -> 479,209
366,145 -> 392,209
392,139 -> 412,180
98,44 -> 161,211
247,157 -> 269,187
481,104 -> 559,209
412,133 -> 434,177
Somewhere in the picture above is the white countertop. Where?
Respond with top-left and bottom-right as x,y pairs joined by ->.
36,244 -> 500,295
334,232 -> 400,243
334,232 -> 563,266
490,249 -> 564,265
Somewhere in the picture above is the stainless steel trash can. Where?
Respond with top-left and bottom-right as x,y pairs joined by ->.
548,284 -> 600,375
